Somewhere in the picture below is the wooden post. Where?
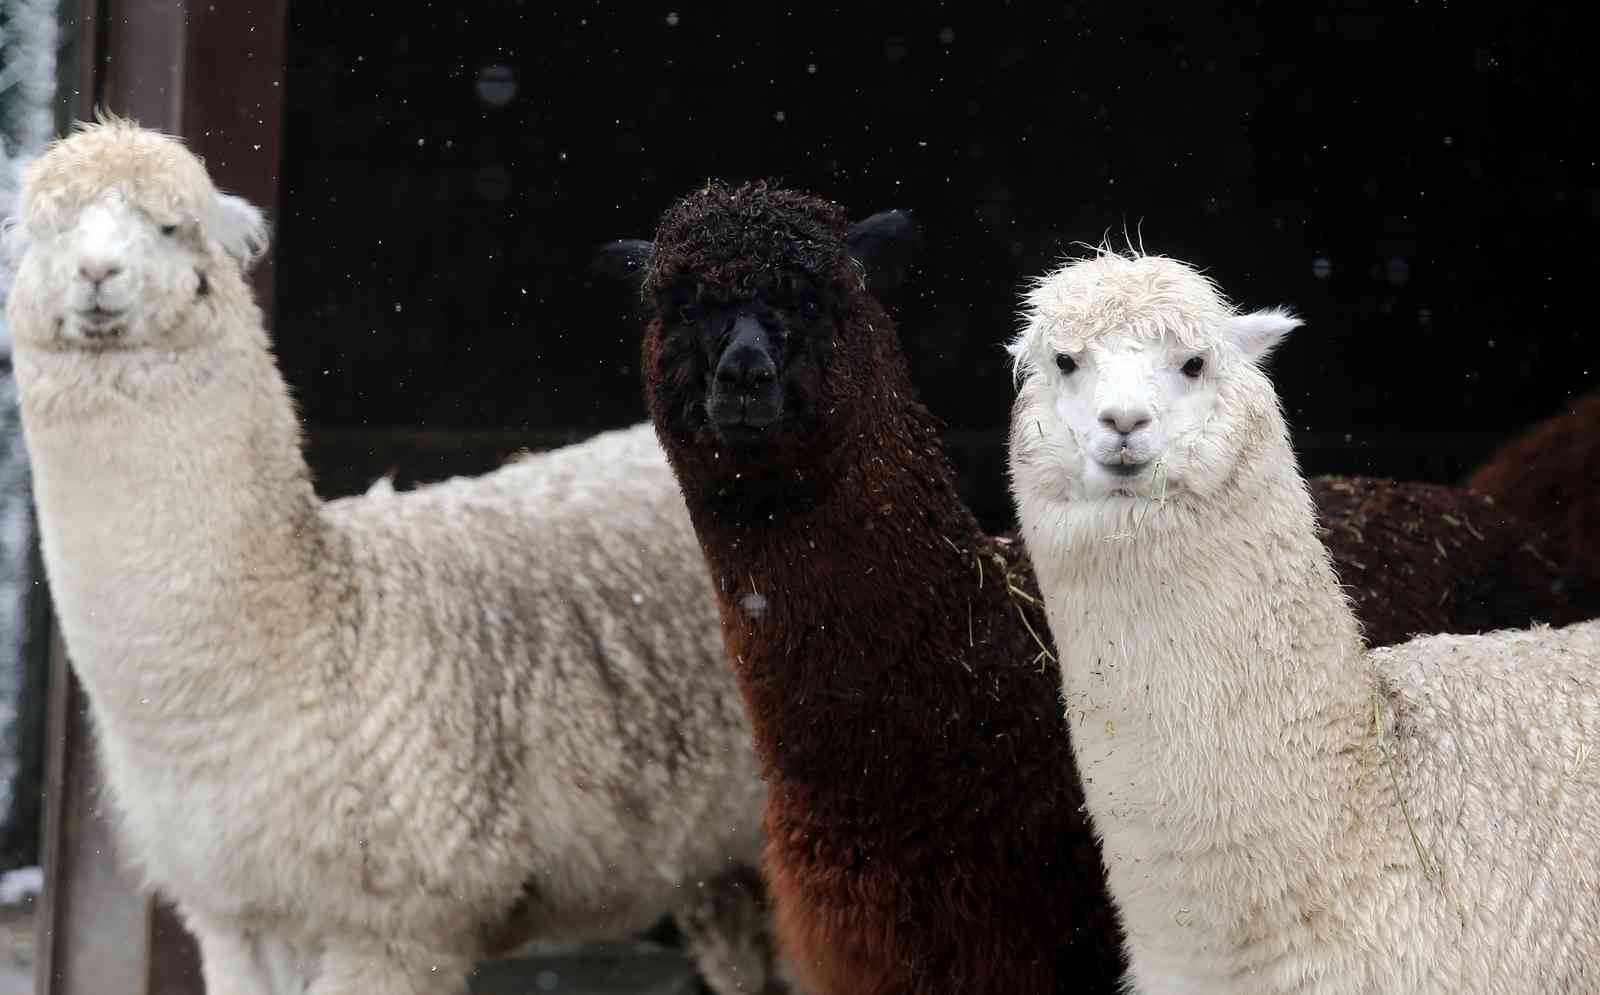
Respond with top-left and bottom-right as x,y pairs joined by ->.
32,632 -> 154,995
33,1 -> 289,992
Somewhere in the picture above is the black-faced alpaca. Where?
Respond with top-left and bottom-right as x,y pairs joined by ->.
600,183 -> 1599,995
610,184 -> 1126,995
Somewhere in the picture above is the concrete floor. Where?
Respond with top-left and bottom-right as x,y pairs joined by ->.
0,894 -> 709,995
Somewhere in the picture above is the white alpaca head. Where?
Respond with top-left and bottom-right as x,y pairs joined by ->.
1008,248 -> 1302,505
2,116 -> 269,353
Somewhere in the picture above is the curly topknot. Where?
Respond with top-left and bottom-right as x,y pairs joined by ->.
645,181 -> 854,298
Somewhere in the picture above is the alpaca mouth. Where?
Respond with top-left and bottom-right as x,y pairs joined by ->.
708,391 -> 784,445
76,307 -> 128,340
713,421 -> 772,447
1098,459 -> 1148,478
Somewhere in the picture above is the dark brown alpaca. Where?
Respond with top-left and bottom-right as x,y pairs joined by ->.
1465,385 -> 1600,574
615,183 -> 1124,994
602,183 -> 1598,994
1309,475 -> 1600,647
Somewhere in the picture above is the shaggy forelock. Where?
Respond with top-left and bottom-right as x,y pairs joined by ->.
19,114 -> 217,232
1008,245 -> 1238,382
644,180 -> 855,299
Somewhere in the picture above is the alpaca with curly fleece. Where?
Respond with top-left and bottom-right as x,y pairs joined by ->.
1009,247 -> 1600,995
4,119 -> 787,995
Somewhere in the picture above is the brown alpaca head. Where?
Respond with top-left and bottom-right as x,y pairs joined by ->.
600,182 -> 918,503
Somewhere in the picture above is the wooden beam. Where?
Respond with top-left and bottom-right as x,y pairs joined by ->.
175,0 -> 290,326
93,0 -> 187,131
33,631 -> 153,995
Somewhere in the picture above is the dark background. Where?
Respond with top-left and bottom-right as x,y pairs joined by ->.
274,0 -> 1596,526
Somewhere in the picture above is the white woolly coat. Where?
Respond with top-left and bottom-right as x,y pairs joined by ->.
3,118 -> 783,994
13,296 -> 766,986
1011,353 -> 1600,995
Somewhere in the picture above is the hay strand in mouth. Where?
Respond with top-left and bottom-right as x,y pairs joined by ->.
1103,455 -> 1171,543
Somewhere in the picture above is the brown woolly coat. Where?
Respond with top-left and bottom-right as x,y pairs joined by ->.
651,342 -> 1119,993
641,185 -> 1122,995
636,183 -> 1594,995
1311,475 -> 1600,647
1465,386 -> 1600,573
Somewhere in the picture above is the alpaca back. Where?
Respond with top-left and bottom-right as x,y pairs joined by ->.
1011,250 -> 1600,995
1377,618 -> 1600,992
315,422 -> 766,940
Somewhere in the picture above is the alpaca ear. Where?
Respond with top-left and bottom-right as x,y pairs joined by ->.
847,209 -> 920,303
1225,307 -> 1302,364
592,238 -> 654,292
211,193 -> 270,270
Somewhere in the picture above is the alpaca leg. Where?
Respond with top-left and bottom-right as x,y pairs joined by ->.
674,865 -> 795,995
303,943 -> 472,995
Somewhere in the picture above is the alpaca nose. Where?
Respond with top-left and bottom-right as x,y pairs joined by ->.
79,259 -> 124,284
1099,404 -> 1151,435
716,316 -> 777,392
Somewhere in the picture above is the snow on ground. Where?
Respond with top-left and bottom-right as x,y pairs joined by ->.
0,868 -> 37,907
0,865 -> 34,995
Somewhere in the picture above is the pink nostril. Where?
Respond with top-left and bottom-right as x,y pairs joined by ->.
1099,408 -> 1152,435
79,261 -> 123,283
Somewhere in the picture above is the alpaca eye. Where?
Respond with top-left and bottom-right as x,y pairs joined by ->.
1055,353 -> 1077,375
1182,356 -> 1205,378
159,224 -> 179,236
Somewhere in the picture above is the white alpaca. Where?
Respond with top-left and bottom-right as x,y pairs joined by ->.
3,118 -> 784,995
1007,248 -> 1600,995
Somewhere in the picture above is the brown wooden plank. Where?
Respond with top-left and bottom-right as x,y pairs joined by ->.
68,0 -> 101,120
32,630 -> 152,995
176,0 -> 290,326
30,627 -> 67,995
93,0 -> 187,127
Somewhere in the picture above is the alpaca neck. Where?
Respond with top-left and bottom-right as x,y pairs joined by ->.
674,350 -> 1045,830
702,377 -> 981,605
15,329 -> 327,729
1028,426 -> 1385,945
